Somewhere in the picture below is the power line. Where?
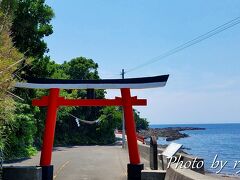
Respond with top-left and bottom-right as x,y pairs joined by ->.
125,16 -> 240,74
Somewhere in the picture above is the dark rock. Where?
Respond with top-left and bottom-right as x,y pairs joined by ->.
139,127 -> 205,141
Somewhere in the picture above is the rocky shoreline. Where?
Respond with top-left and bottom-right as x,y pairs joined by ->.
138,127 -> 206,141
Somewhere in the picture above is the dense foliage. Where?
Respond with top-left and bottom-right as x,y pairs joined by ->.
0,0 -> 149,160
0,0 -> 24,156
11,0 -> 54,58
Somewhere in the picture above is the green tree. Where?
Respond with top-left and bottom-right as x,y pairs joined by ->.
108,108 -> 149,131
134,109 -> 149,130
53,57 -> 105,145
0,0 -> 17,17
62,57 -> 100,80
0,0 -> 55,159
96,107 -> 122,144
6,103 -> 38,159
11,0 -> 54,58
96,107 -> 149,144
0,2 -> 24,155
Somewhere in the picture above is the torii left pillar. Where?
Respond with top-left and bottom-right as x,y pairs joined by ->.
40,88 -> 59,180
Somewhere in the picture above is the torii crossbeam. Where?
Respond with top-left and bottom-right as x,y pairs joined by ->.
15,74 -> 169,180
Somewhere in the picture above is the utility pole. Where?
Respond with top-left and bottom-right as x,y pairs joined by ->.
121,69 -> 126,148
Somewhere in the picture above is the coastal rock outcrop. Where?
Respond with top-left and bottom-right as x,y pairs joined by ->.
139,127 -> 205,141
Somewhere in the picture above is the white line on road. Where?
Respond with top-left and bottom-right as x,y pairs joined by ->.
53,160 -> 70,180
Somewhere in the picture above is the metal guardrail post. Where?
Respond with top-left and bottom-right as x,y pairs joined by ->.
0,147 -> 3,180
150,136 -> 158,170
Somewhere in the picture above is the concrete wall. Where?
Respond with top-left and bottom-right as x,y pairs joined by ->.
3,166 -> 42,180
141,164 -> 219,180
125,142 -> 215,179
136,143 -> 204,174
138,144 -> 150,162
141,170 -> 166,180
165,164 -> 217,180
141,163 -> 219,180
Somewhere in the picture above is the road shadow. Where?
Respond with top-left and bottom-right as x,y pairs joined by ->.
3,157 -> 31,164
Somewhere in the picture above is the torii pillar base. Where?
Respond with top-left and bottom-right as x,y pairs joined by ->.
128,163 -> 144,180
40,165 -> 53,180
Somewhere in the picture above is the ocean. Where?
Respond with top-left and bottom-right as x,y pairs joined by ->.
149,123 -> 240,175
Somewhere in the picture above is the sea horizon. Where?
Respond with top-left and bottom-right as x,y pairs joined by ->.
150,122 -> 240,126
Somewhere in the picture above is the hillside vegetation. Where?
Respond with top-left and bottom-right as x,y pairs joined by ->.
0,0 -> 148,160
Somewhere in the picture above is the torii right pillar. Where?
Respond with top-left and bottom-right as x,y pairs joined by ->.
121,88 -> 144,180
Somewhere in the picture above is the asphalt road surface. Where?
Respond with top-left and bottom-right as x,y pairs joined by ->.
5,145 -> 134,180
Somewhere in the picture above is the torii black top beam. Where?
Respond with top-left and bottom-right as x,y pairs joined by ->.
15,75 -> 169,89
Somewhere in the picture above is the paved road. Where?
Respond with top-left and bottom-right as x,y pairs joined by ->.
5,145 -> 239,180
5,145 -> 133,180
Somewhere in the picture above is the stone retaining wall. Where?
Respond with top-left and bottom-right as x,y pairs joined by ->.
165,163 -> 217,180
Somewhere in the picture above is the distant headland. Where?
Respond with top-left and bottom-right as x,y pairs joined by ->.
139,127 -> 206,141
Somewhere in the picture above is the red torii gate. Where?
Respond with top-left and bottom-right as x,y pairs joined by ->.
15,75 -> 169,180
34,88 -> 146,166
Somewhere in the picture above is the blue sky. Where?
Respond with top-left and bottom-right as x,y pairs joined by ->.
45,0 -> 240,124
